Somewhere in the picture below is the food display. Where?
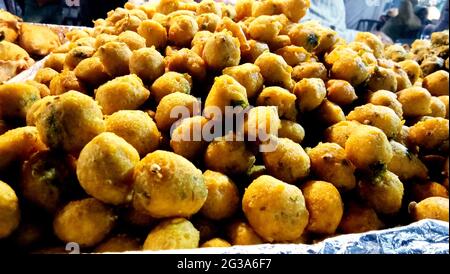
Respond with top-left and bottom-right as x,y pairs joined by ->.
1,9 -> 67,82
0,0 -> 448,254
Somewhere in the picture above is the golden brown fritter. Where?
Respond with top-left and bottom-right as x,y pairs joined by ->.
242,175 -> 309,242
53,198 -> 116,247
143,218 -> 200,251
18,23 -> 61,56
133,150 -> 207,218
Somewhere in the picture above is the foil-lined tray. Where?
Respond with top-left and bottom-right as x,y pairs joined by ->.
5,42 -> 449,255
1,23 -> 91,83
124,220 -> 448,254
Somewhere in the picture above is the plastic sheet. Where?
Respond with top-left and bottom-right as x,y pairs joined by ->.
130,220 -> 448,254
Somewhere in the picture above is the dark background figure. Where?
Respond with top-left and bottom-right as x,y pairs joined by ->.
415,5 -> 432,25
3,0 -> 127,26
2,0 -> 66,24
433,0 -> 449,31
61,0 -> 81,25
376,8 -> 399,31
79,0 -> 127,27
423,0 -> 449,36
381,0 -> 423,43
1,0 -> 23,15
22,0 -> 63,24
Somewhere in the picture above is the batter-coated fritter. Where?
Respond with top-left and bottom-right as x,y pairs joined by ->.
170,116 -> 208,160
0,126 -> 46,171
358,170 -> 404,215
155,92 -> 198,132
53,198 -> 116,247
307,142 -> 356,191
242,175 -> 309,242
95,74 -> 150,115
345,125 -> 393,171
226,220 -> 264,245
133,150 -> 207,218
77,132 -> 140,205
202,30 -> 241,71
97,41 -> 132,77
151,72 -> 192,103
0,82 -> 40,121
409,197 -> 449,222
106,110 -> 161,157
0,180 -> 20,239
35,91 -> 105,154
143,218 -> 200,251
20,150 -> 78,214
204,135 -> 255,176
95,234 -> 141,253
262,137 -> 310,184
18,23 -> 61,56
301,180 -> 343,235
200,170 -> 239,221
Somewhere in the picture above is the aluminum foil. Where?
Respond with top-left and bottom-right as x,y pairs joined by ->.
130,220 -> 448,254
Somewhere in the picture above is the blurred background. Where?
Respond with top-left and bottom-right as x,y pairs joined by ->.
1,0 -> 448,44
